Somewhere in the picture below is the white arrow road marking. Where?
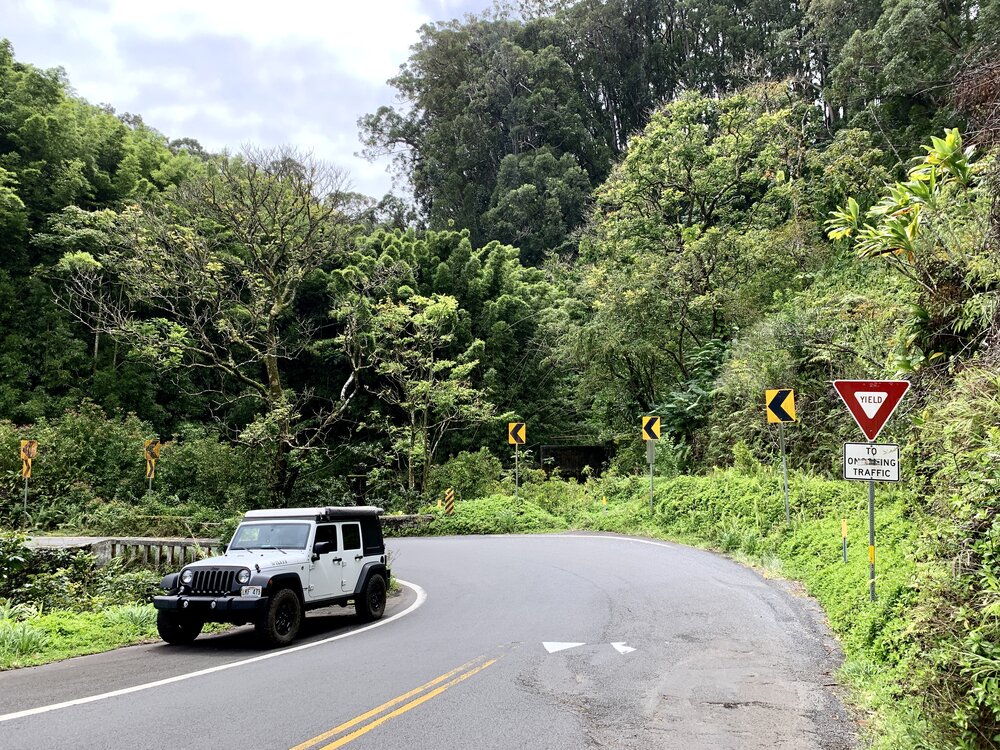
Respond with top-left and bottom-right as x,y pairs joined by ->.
543,642 -> 586,653
611,642 -> 636,654
855,391 -> 886,419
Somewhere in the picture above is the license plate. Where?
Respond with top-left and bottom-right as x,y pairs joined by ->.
241,586 -> 262,598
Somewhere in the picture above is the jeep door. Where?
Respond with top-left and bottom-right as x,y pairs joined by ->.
339,522 -> 364,593
308,523 -> 341,601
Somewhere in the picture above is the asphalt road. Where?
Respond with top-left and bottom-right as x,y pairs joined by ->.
0,534 -> 857,749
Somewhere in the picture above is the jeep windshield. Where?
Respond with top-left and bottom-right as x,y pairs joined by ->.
229,522 -> 310,551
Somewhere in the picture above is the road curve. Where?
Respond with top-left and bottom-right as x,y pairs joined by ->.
0,533 -> 856,749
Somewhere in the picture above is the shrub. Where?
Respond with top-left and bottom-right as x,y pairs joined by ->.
0,406 -> 268,533
103,605 -> 156,635
0,620 -> 49,657
0,531 -> 29,597
0,598 -> 39,621
89,558 -> 160,606
419,495 -> 564,536
427,449 -> 502,502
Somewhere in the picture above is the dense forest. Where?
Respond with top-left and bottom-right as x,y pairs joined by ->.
1,0 -> 1000,744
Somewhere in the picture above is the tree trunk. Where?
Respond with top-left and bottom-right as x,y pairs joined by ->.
407,411 -> 416,492
264,351 -> 296,505
270,441 -> 297,506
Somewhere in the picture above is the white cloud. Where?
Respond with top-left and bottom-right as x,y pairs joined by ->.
18,0 -> 429,86
5,0 -> 491,196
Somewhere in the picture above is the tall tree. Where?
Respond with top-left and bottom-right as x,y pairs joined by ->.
56,147 -> 360,503
364,293 -> 494,495
571,86 -> 818,437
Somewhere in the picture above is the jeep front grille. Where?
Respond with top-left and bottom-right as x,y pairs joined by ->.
189,569 -> 236,595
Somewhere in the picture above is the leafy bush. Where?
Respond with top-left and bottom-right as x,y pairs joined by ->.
905,366 -> 1000,748
416,495 -> 564,536
88,558 -> 160,606
0,405 -> 267,533
426,448 -> 502,502
0,598 -> 39,621
0,530 -> 29,597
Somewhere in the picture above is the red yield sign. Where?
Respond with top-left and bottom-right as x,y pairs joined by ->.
833,380 -> 910,441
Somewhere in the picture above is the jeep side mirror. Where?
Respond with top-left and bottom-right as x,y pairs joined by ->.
313,541 -> 332,555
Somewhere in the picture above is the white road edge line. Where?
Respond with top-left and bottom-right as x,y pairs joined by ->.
0,579 -> 427,724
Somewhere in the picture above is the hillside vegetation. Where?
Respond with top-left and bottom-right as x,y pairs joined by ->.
1,0 -> 1000,745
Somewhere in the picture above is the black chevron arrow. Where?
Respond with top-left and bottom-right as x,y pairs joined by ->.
768,389 -> 794,422
642,417 -> 660,440
510,422 -> 526,444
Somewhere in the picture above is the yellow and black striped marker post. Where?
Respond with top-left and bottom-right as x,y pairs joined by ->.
144,438 -> 161,491
841,518 -> 848,563
19,439 -> 37,513
444,487 -> 455,516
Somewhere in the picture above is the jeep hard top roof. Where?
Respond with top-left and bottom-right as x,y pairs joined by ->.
242,506 -> 384,522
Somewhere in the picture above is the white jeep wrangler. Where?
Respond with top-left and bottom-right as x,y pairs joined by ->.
153,506 -> 389,647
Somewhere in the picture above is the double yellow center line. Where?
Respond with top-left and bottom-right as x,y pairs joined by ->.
290,655 -> 499,750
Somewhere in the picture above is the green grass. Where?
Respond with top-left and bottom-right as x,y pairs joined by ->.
0,604 -> 160,669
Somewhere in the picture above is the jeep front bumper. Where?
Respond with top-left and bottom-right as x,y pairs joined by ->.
153,594 -> 269,618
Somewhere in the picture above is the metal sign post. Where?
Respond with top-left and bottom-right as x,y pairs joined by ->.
508,422 -> 526,502
868,474 -> 876,601
841,518 -> 848,563
766,390 -> 796,524
515,444 -> 520,502
642,416 -> 661,514
843,441 -> 900,601
647,440 -> 655,513
834,380 -> 910,603
779,423 -> 790,524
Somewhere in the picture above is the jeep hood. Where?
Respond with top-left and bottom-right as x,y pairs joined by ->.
183,548 -> 309,570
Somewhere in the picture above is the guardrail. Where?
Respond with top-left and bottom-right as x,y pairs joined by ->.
26,514 -> 436,567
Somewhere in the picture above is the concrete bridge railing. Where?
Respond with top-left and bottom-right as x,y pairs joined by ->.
26,514 -> 435,567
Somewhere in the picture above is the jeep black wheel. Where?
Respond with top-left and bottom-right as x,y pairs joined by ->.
256,588 -> 302,647
156,610 -> 203,645
357,574 -> 386,622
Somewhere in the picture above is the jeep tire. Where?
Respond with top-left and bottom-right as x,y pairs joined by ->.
156,610 -> 204,645
357,573 -> 386,622
256,588 -> 302,647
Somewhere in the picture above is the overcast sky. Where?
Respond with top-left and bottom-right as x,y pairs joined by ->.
4,0 -> 495,198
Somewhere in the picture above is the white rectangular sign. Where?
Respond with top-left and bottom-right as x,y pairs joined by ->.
843,442 -> 899,482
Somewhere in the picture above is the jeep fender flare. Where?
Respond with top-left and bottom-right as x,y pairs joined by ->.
260,573 -> 305,604
159,572 -> 179,592
353,562 -> 388,597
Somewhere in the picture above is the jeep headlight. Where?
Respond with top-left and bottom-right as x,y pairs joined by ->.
180,569 -> 194,585
236,569 -> 251,585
